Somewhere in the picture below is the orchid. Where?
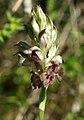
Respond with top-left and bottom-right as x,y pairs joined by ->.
15,6 -> 64,120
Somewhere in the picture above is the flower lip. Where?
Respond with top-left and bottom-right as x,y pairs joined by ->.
31,71 -> 42,89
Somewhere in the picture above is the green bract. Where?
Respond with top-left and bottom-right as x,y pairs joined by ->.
28,6 -> 57,63
32,6 -> 46,30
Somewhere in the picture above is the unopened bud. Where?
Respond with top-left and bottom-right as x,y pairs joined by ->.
40,34 -> 47,47
54,55 -> 63,64
32,17 -> 39,36
36,6 -> 46,29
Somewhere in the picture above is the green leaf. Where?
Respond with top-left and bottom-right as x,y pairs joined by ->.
39,87 -> 47,111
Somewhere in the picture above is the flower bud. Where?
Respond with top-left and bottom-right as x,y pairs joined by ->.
31,71 -> 42,89
31,17 -> 39,37
39,29 -> 47,48
53,55 -> 63,64
40,34 -> 47,47
32,6 -> 46,30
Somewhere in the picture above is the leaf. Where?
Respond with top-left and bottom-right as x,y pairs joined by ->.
39,87 -> 47,111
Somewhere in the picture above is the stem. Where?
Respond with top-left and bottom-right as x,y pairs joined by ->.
42,48 -> 46,71
39,109 -> 44,120
39,87 -> 47,120
39,46 -> 47,120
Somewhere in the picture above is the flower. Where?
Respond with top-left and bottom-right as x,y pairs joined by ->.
15,6 -> 64,89
42,55 -> 64,89
31,71 -> 42,89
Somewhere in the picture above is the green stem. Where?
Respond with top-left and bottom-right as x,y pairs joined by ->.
39,109 -> 44,120
39,87 -> 47,120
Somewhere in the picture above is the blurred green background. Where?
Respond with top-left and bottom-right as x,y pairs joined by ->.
0,0 -> 84,120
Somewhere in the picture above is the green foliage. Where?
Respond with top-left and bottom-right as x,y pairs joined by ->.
47,0 -> 58,20
63,44 -> 84,79
0,12 -> 24,43
13,66 -> 31,85
0,66 -> 31,106
65,112 -> 84,120
65,112 -> 74,120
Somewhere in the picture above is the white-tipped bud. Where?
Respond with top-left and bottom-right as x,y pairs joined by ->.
55,55 -> 62,64
40,34 -> 47,47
